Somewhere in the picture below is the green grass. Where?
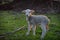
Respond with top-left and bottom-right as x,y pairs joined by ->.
0,11 -> 60,40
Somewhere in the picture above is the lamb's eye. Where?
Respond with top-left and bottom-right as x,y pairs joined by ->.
29,12 -> 31,13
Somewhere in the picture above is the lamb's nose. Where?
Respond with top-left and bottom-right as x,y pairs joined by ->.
26,15 -> 28,16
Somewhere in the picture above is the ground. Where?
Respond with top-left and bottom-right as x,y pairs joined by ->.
0,11 -> 60,40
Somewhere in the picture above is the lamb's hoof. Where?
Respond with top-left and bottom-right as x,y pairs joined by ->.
40,37 -> 44,40
40,38 -> 44,40
26,33 -> 29,36
47,29 -> 50,32
33,33 -> 36,36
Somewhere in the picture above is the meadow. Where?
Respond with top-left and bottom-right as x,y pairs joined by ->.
0,11 -> 60,40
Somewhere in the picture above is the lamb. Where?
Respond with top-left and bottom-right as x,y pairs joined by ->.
22,9 -> 50,39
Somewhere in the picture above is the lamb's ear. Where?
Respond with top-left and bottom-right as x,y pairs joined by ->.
31,10 -> 35,13
22,10 -> 26,13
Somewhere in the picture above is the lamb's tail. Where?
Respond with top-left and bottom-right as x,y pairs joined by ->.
48,19 -> 50,24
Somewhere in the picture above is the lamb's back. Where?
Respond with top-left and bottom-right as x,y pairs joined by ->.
31,15 -> 49,24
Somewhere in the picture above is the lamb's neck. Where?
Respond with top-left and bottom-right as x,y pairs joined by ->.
26,16 -> 32,21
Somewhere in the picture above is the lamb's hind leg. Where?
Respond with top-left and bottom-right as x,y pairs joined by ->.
40,24 -> 47,40
46,24 -> 49,31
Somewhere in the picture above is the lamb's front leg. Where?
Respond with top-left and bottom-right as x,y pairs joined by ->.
26,22 -> 31,36
32,24 -> 36,36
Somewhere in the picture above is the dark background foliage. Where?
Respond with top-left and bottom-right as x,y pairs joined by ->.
0,0 -> 60,13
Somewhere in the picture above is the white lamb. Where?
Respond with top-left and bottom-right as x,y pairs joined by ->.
22,9 -> 50,40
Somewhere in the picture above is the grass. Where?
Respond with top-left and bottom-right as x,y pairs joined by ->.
0,11 -> 60,40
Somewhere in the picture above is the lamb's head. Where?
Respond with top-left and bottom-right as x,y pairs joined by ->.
22,9 -> 35,16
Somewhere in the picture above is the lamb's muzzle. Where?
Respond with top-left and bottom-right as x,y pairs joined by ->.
22,9 -> 50,39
